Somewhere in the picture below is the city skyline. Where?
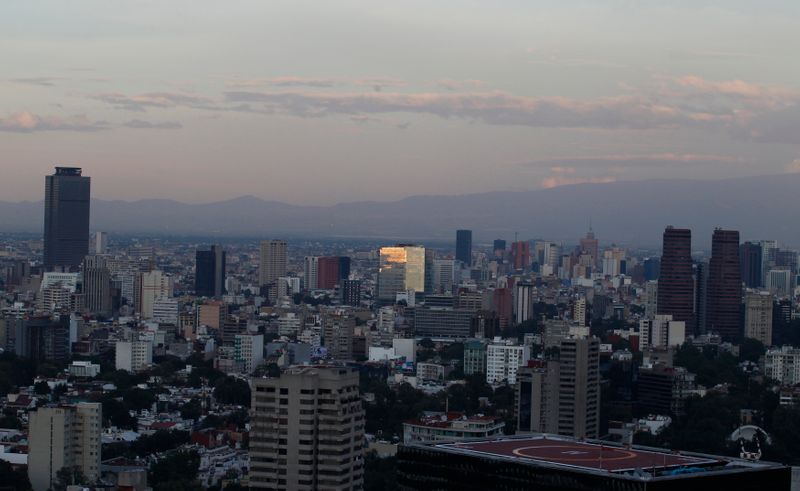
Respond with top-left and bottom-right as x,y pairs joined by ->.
2,1 -> 800,205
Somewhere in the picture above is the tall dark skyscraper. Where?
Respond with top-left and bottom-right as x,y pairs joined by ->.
493,239 -> 506,258
195,245 -> 226,297
657,227 -> 694,324
740,241 -> 762,288
456,229 -> 472,266
707,229 -> 742,341
44,167 -> 91,271
694,261 -> 709,336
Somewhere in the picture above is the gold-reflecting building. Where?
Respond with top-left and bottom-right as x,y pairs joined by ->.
378,245 -> 425,302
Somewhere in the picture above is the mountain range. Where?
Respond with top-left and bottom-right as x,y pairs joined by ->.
1,173 -> 798,247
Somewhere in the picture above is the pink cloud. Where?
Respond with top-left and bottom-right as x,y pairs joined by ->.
540,175 -> 617,189
0,111 -> 106,132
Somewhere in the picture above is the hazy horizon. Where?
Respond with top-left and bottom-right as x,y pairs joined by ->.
2,1 -> 799,205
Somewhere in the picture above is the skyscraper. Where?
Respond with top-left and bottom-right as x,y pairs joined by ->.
657,227 -> 694,324
250,366 -> 365,489
707,229 -> 742,342
44,167 -> 91,272
304,256 -> 319,290
579,229 -> 599,268
744,291 -> 773,346
493,239 -> 506,258
28,403 -> 102,491
456,229 -> 472,267
510,241 -> 531,271
377,245 -> 425,303
259,239 -> 288,287
195,245 -> 226,297
82,254 -> 112,316
740,241 -> 763,288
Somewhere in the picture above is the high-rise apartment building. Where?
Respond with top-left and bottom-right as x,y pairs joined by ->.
740,241 -> 763,288
456,229 -> 472,267
260,240 -> 288,287
515,337 -> 599,439
195,245 -> 226,297
234,333 -> 264,374
16,315 -> 71,362
115,339 -> 153,372
82,255 -> 112,316
707,229 -> 742,341
657,227 -> 694,324
486,339 -> 530,385
250,366 -> 365,490
377,245 -> 425,303
135,270 -> 172,319
44,167 -> 91,272
744,291 -> 773,346
304,256 -> 320,290
28,402 -> 102,491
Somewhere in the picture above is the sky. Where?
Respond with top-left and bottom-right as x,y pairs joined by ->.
1,0 -> 799,205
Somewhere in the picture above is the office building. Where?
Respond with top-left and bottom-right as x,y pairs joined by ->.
579,229 -> 599,268
463,339 -> 487,375
744,291 -> 773,346
152,297 -> 179,324
82,254 -> 112,316
16,315 -> 71,362
486,339 -> 530,385
514,282 -> 533,325
639,315 -> 685,349
515,337 -> 599,439
377,245 -> 425,303
493,239 -> 506,258
430,259 -> 456,294
766,269 -> 793,297
643,257 -> 660,281
195,245 -> 226,297
414,307 -> 474,339
637,365 -> 696,417
317,256 -> 343,290
259,239 -> 288,287
397,435 -> 790,491
760,240 -> 779,287
115,340 -> 153,372
341,279 -> 361,306
94,231 -> 108,255
456,229 -> 472,267
694,261 -> 709,335
740,241 -> 763,288
707,229 -> 742,341
44,167 -> 91,272
657,227 -> 694,324
28,402 -> 102,491
510,241 -> 530,271
250,366 -> 364,490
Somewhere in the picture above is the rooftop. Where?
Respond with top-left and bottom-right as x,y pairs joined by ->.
431,435 -> 730,474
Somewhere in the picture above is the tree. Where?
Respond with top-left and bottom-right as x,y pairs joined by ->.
149,450 -> 201,491
33,381 -> 50,395
52,466 -> 88,491
213,376 -> 251,406
739,338 -> 766,364
0,460 -> 32,491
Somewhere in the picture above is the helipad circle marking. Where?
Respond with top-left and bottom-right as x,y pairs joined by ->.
511,444 -> 638,462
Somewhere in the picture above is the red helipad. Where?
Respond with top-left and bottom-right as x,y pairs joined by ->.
438,437 -> 720,472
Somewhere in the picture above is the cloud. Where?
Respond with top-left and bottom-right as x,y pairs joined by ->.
435,79 -> 487,91
90,92 -> 212,111
222,90 -> 705,129
353,77 -> 407,92
0,111 -> 107,132
9,77 -> 68,87
520,153 -> 744,169
786,159 -> 800,173
123,119 -> 183,129
540,175 -> 617,189
227,77 -> 338,88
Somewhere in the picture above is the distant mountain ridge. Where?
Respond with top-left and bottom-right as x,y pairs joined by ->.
1,174 -> 799,247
